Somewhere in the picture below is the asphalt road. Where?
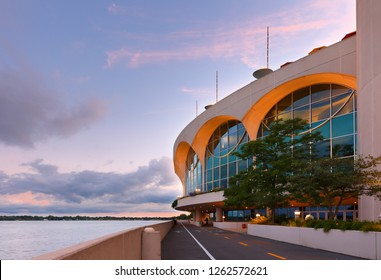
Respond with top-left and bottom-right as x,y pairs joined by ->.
161,222 -> 363,260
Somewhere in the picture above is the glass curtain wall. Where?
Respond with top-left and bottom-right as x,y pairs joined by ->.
185,148 -> 202,195
256,83 -> 357,220
257,84 -> 357,161
204,120 -> 250,191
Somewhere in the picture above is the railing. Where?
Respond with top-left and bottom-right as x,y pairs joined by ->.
33,220 -> 174,260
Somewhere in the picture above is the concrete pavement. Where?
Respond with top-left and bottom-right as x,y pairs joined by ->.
161,222 -> 364,260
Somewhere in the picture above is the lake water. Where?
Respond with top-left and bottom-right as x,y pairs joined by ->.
0,220 -> 166,260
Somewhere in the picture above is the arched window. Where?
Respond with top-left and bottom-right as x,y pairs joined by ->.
257,84 -> 357,160
204,120 -> 250,191
185,148 -> 201,196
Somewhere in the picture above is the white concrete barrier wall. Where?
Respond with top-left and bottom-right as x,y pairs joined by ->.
213,221 -> 248,233
33,221 -> 173,260
248,224 -> 381,259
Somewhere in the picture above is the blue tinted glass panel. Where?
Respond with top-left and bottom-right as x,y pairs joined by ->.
220,135 -> 228,150
263,116 -> 275,127
220,149 -> 228,156
311,99 -> 330,121
311,84 -> 330,102
238,127 -> 245,139
265,105 -> 277,118
229,154 -> 236,162
332,135 -> 354,157
238,160 -> 247,171
346,212 -> 354,221
278,111 -> 292,121
331,85 -> 351,97
213,167 -> 220,180
337,96 -> 354,116
207,169 -> 212,182
332,114 -> 354,137
319,213 -> 326,220
220,154 -> 227,165
277,95 -> 292,114
229,134 -> 237,147
221,179 -> 228,189
229,123 -> 237,134
207,156 -> 212,169
213,156 -> 220,167
293,87 -> 310,108
332,92 -> 352,116
311,120 -> 330,139
313,140 -> 330,158
294,105 -> 309,121
213,181 -> 220,189
220,164 -> 227,179
214,142 -> 220,154
229,162 -> 237,176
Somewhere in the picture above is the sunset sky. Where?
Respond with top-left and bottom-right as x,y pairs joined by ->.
0,0 -> 356,217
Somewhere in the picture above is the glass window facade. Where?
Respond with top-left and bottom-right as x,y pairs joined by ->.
254,84 -> 358,220
183,83 -> 358,221
185,148 -> 202,195
204,120 -> 250,192
257,84 -> 357,161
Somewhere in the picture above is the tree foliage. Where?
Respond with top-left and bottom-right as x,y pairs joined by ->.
224,118 -> 322,222
223,117 -> 381,222
290,155 -> 381,220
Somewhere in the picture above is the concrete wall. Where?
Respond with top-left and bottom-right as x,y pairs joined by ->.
177,191 -> 224,209
248,224 -> 381,259
356,0 -> 381,221
33,221 -> 173,260
213,221 -> 248,233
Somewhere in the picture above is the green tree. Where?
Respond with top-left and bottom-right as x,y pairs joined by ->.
290,155 -> 381,220
224,118 -> 322,222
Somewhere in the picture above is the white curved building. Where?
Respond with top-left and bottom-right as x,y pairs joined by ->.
173,0 -> 381,224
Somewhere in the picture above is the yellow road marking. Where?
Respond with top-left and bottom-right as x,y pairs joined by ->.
239,242 -> 249,246
267,252 -> 287,260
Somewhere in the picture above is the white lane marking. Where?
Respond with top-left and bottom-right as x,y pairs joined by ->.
180,223 -> 216,260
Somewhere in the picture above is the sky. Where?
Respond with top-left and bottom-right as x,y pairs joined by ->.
0,0 -> 356,217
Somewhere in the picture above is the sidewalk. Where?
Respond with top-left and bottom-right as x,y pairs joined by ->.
161,221 -> 364,260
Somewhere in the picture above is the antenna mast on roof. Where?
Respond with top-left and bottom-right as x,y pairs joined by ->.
266,26 -> 269,68
252,26 -> 273,79
216,70 -> 219,103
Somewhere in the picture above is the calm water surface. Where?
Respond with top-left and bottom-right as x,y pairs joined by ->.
0,220 -> 166,259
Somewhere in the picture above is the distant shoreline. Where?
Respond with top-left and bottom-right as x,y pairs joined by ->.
0,215 -> 176,221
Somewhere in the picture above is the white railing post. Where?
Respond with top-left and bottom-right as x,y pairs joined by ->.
141,227 -> 161,260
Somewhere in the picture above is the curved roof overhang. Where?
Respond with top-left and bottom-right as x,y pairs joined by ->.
173,141 -> 192,189
173,115 -> 240,188
242,73 -> 357,140
173,73 -> 357,194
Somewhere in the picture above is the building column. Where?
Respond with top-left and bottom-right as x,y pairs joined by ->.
215,207 -> 223,222
195,209 -> 202,223
357,0 -> 381,221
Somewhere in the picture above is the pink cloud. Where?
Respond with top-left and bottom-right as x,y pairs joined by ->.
105,37 -> 256,68
4,191 -> 52,206
181,87 -> 212,97
104,1 -> 355,69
